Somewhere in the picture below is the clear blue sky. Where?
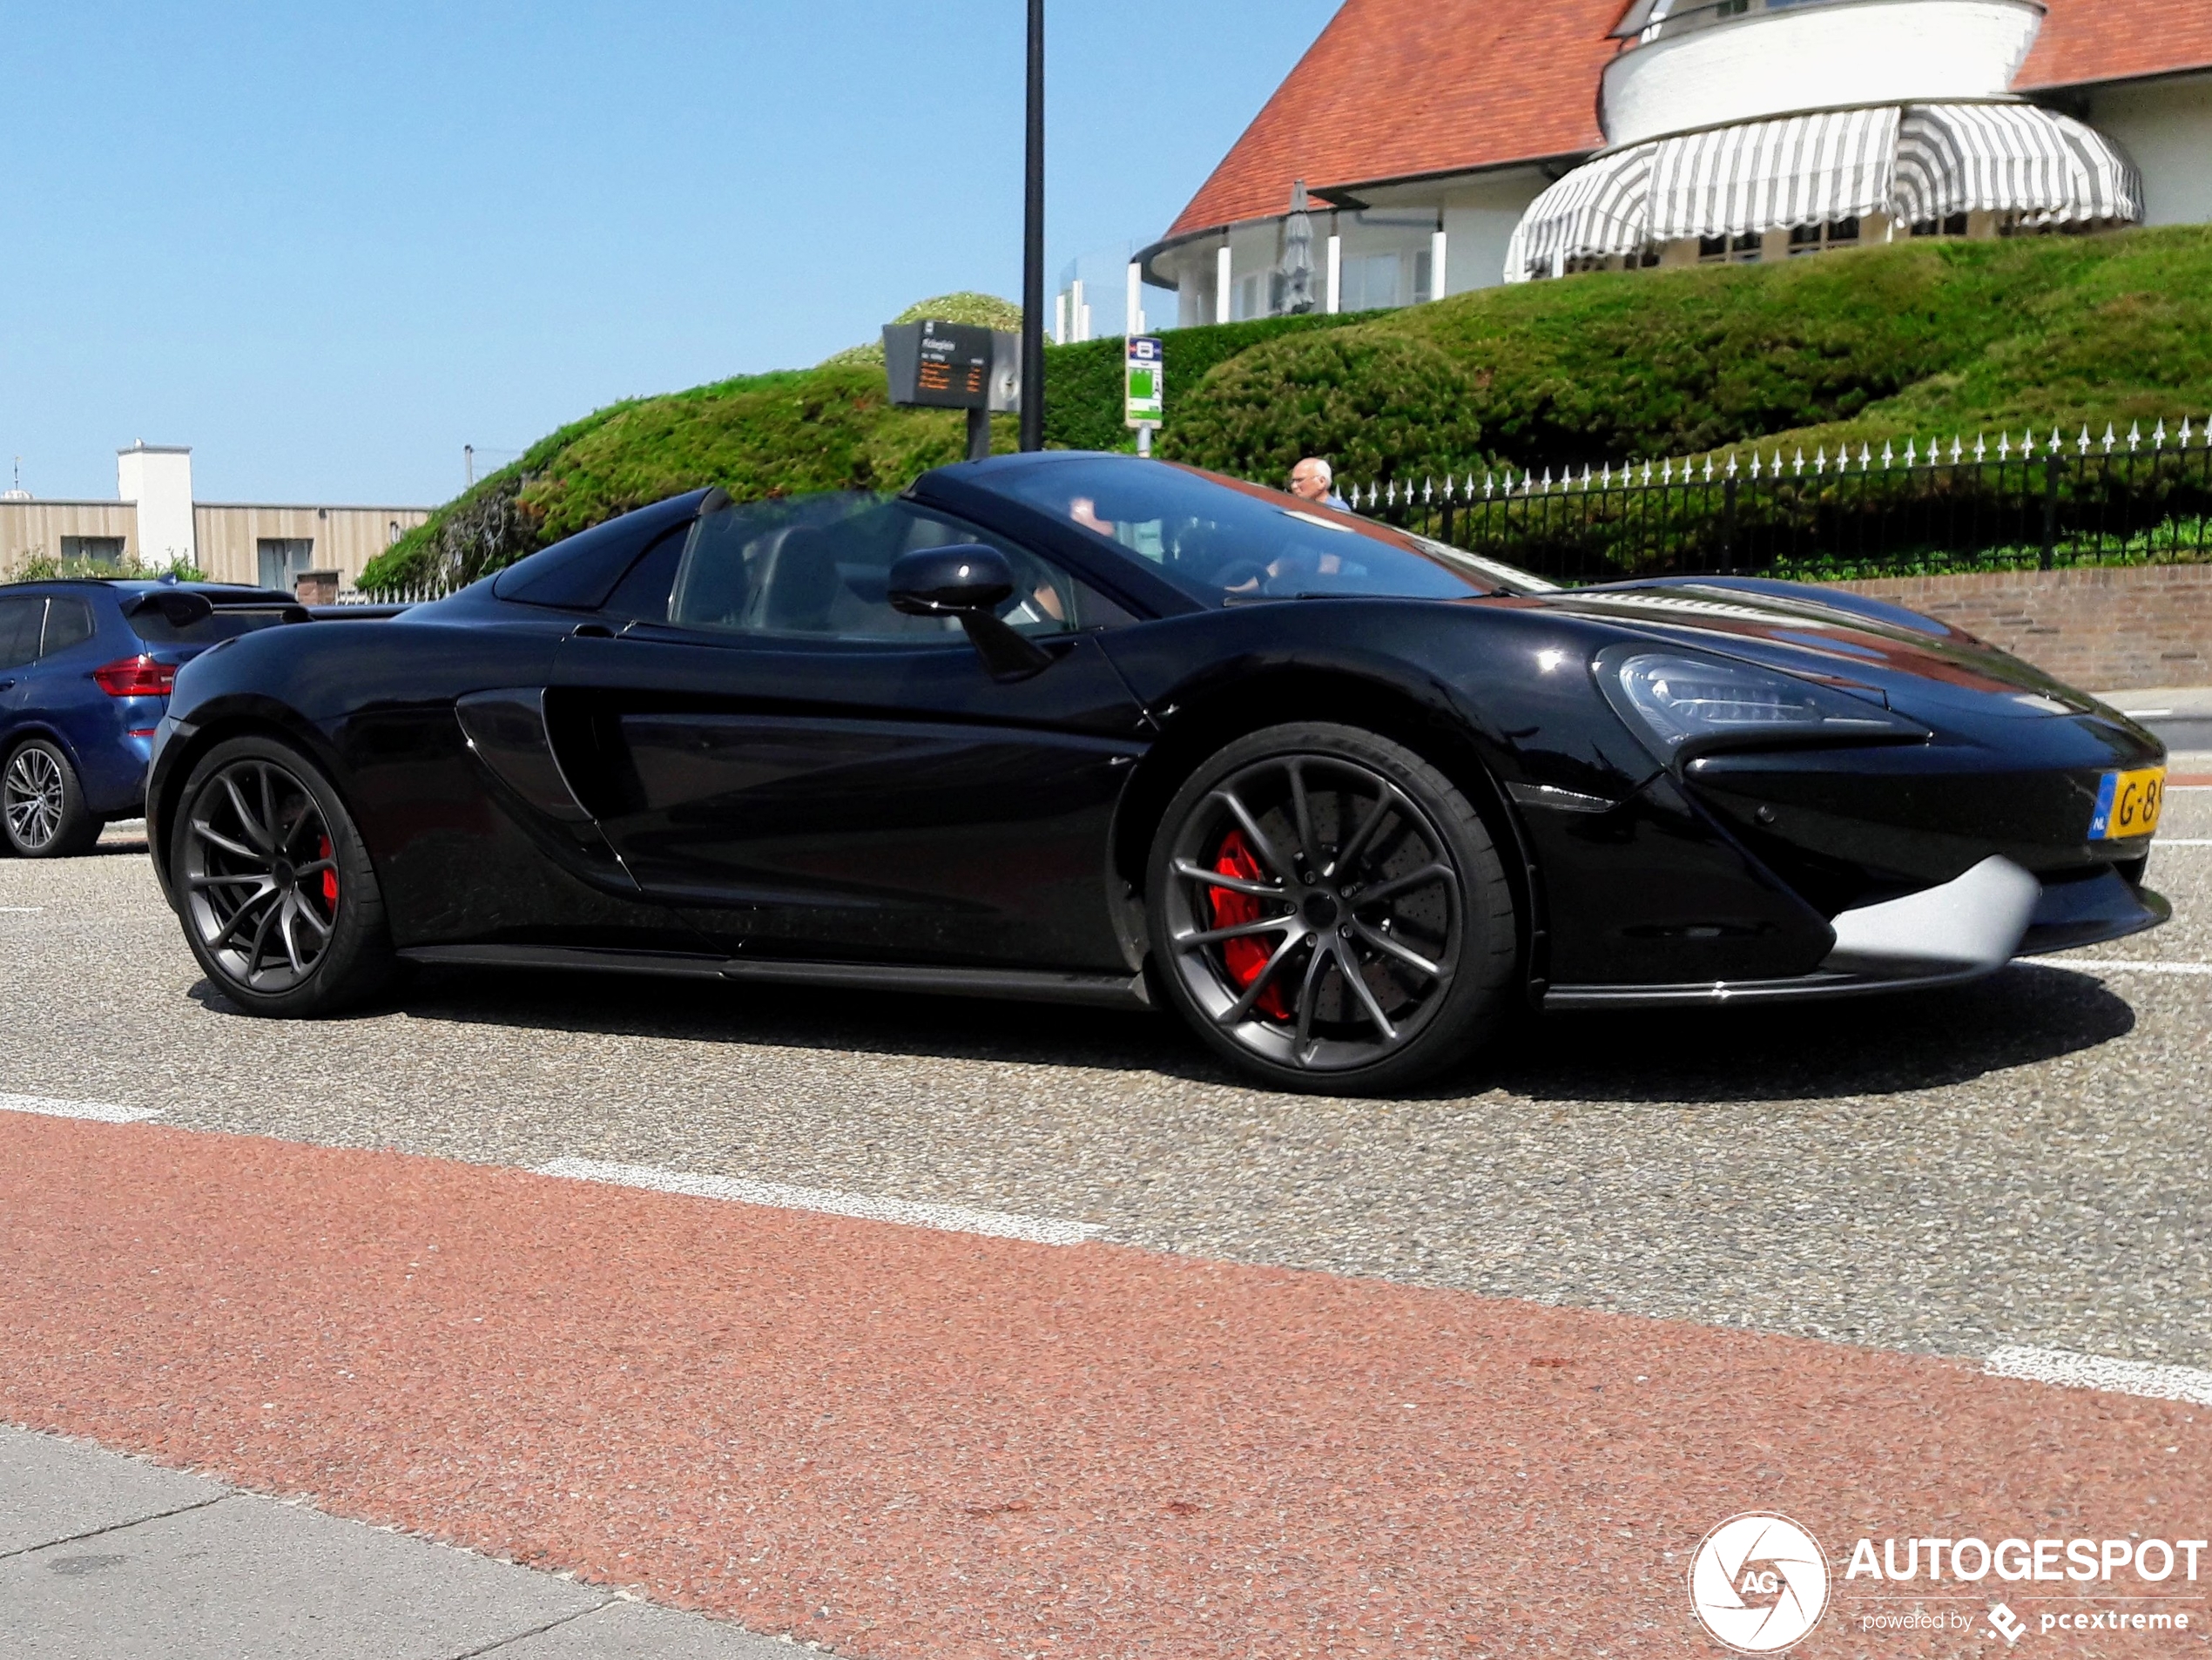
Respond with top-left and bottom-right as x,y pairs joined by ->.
0,2 -> 1338,506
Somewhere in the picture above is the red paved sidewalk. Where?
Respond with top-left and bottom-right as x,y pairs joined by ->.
1,1115 -> 2202,1657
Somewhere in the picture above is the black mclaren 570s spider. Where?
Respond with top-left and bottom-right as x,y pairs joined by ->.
145,452 -> 2169,1093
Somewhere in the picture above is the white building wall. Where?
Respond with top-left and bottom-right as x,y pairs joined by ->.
115,442 -> 197,567
1440,170 -> 1552,292
1602,0 -> 2041,146
2087,73 -> 2212,226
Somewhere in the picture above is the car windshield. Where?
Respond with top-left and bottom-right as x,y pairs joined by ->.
968,457 -> 1557,604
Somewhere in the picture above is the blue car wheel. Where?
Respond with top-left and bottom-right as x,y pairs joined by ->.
3,738 -> 100,858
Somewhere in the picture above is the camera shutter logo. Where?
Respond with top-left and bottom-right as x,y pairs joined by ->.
1689,1513 -> 1831,1652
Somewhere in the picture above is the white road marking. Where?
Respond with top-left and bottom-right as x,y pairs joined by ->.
533,1157 -> 1103,1246
0,906 -> 44,913
2020,958 -> 2212,975
2122,708 -> 2175,717
1986,1346 -> 2212,1407
0,1093 -> 161,1124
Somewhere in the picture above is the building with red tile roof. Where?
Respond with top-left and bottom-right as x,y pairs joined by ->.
1133,0 -> 2212,326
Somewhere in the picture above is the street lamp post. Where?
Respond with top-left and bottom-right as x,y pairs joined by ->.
1020,0 -> 1045,452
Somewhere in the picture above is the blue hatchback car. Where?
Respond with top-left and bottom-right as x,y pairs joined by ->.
0,580 -> 302,857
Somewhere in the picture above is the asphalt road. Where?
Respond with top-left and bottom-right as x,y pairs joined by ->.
3,790 -> 2206,1374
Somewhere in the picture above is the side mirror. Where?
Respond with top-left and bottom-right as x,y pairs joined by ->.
886,543 -> 1051,679
886,544 -> 1015,617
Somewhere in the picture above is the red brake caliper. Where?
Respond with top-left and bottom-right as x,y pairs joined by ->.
318,834 -> 339,908
1209,829 -> 1291,1020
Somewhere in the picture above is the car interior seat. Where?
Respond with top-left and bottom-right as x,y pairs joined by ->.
745,525 -> 846,634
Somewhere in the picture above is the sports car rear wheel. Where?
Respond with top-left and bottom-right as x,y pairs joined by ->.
172,734 -> 397,1016
1146,722 -> 1517,1096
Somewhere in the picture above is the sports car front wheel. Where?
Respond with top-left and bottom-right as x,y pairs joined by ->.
1145,722 -> 1519,1096
171,734 -> 398,1017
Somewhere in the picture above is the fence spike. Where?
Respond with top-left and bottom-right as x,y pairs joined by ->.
2100,422 -> 2115,454
1723,452 -> 1737,480
2127,421 -> 2141,452
1702,455 -> 1714,482
1602,461 -> 1612,488
1642,460 -> 1654,485
1998,432 -> 2010,461
1861,443 -> 1874,470
2182,418 -> 2193,449
1975,433 -> 1986,462
1424,476 -> 1433,503
1581,463 -> 1593,489
1541,466 -> 1554,491
1904,439 -> 1916,468
2076,424 -> 2091,455
1750,451 -> 1761,479
2050,427 -> 2063,456
1881,441 -> 1895,469
2154,419 -> 2167,450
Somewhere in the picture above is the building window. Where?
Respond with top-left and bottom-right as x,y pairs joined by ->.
1787,218 -> 1860,257
1911,212 -> 1971,237
1699,233 -> 1762,265
1339,251 -> 1405,311
257,537 -> 315,591
59,536 -> 125,566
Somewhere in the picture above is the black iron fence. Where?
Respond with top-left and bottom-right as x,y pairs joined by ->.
1342,421 -> 2212,584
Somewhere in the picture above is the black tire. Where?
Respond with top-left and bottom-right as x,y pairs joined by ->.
169,733 -> 398,1016
1144,721 -> 1518,1096
3,738 -> 102,858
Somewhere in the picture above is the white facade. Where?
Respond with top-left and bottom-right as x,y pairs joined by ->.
114,442 -> 197,568
1602,0 -> 2041,146
2088,72 -> 2212,226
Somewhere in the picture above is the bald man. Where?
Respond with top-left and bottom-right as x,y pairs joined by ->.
1289,456 -> 1349,510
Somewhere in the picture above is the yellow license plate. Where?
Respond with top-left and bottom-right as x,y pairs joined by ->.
2090,766 -> 2164,840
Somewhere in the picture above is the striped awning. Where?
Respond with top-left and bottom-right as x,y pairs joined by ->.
1646,106 -> 1899,242
1504,101 -> 2144,282
1502,146 -> 1655,280
1894,104 -> 2141,228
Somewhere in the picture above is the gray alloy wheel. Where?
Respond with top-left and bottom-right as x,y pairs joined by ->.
3,739 -> 98,858
1147,723 -> 1517,1093
179,754 -> 347,994
172,736 -> 396,1016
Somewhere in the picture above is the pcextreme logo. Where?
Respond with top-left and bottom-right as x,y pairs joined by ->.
1689,1512 -> 1831,1653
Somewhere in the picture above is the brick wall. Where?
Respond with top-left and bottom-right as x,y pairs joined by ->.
1831,563 -> 2212,692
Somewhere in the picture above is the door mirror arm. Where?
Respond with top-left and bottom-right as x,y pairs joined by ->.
954,612 -> 1053,679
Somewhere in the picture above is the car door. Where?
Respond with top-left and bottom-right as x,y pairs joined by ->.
0,593 -> 47,735
546,494 -> 1152,971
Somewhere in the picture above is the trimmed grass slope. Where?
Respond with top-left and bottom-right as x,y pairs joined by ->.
362,226 -> 2212,592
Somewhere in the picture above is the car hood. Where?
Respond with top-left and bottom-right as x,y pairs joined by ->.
1514,575 -> 2144,732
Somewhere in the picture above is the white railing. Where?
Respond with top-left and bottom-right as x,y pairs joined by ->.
1337,417 -> 2209,509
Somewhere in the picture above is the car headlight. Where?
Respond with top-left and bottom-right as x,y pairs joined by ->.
1607,651 -> 1925,756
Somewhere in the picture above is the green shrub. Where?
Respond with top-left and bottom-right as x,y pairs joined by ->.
361,227 -> 2212,591
1043,310 -> 1381,452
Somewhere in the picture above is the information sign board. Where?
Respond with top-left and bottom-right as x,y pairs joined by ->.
883,321 -> 996,410
1124,335 -> 1163,428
